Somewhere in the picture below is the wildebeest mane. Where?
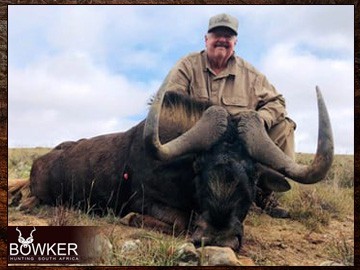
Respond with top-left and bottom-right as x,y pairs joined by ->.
149,91 -> 215,143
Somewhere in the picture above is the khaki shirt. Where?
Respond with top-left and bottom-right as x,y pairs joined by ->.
164,50 -> 287,129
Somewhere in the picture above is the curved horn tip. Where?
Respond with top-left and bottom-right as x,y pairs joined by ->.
315,85 -> 322,98
247,85 -> 334,185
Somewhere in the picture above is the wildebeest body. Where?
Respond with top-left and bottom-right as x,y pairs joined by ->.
30,131 -> 136,213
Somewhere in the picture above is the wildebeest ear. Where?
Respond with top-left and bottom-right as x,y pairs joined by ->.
256,164 -> 291,192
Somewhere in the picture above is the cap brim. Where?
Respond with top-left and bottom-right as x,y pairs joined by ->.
208,25 -> 237,36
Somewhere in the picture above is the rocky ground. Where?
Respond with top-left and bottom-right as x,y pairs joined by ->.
8,204 -> 354,266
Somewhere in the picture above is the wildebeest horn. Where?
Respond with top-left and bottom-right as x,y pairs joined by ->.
144,76 -> 229,161
239,87 -> 334,184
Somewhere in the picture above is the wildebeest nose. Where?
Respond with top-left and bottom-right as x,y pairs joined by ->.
222,236 -> 240,251
191,236 -> 210,248
191,231 -> 241,251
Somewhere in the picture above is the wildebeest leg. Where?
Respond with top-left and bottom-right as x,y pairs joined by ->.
120,212 -> 177,235
18,196 -> 39,212
8,179 -> 30,207
120,204 -> 191,236
8,179 -> 39,212
148,204 -> 191,234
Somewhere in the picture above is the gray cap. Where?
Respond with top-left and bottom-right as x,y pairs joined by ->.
208,13 -> 239,35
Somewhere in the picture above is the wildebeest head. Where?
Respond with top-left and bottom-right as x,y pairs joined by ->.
190,135 -> 256,250
144,77 -> 334,250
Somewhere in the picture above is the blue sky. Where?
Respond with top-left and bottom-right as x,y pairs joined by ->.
8,5 -> 354,154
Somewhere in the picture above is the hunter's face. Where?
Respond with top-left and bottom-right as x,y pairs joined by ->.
205,27 -> 237,64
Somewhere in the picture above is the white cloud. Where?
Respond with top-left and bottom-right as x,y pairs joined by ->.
260,42 -> 353,154
9,51 -> 157,147
245,5 -> 353,51
8,5 -> 354,154
47,7 -> 108,55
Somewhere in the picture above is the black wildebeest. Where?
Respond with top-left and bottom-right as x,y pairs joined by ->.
10,82 -> 333,251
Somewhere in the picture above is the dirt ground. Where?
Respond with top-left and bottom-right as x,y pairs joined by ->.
8,205 -> 354,266
241,212 -> 354,266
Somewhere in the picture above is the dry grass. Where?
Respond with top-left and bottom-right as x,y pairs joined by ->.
278,153 -> 354,231
325,234 -> 354,266
111,231 -> 187,266
8,147 -> 51,179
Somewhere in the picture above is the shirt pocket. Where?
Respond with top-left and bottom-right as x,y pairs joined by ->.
221,73 -> 252,109
221,96 -> 249,107
221,96 -> 250,116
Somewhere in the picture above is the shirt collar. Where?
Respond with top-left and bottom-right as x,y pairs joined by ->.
202,50 -> 237,76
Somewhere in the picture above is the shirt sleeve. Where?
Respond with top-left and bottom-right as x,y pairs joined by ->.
255,75 -> 287,129
163,57 -> 192,94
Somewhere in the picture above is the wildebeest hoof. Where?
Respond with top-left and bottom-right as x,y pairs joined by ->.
118,212 -> 139,226
17,196 -> 39,212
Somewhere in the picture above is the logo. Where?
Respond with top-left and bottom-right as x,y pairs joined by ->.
16,227 -> 36,248
8,226 -> 81,264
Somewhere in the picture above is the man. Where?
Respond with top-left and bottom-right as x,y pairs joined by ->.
163,13 -> 295,218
